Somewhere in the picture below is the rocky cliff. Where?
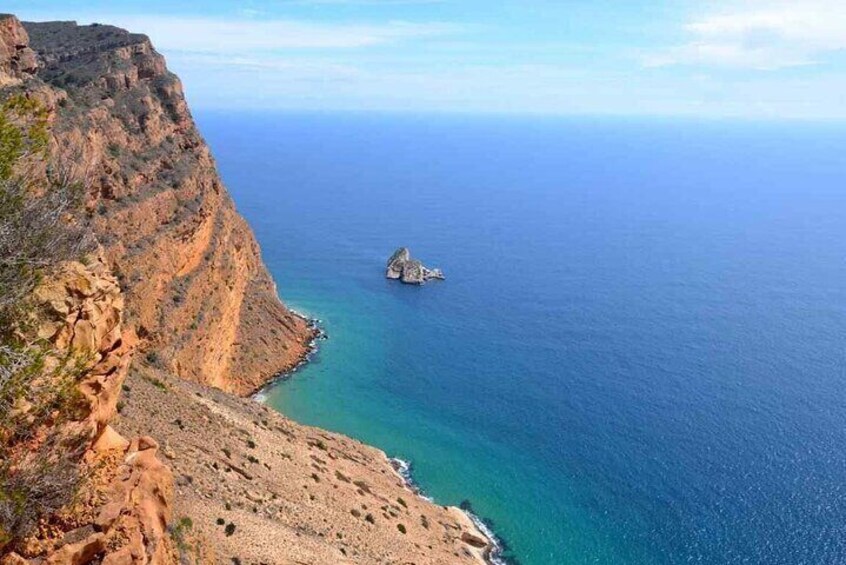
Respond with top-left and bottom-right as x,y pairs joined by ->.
0,15 -> 36,86
0,15 -> 493,564
3,16 -> 313,396
1,257 -> 176,565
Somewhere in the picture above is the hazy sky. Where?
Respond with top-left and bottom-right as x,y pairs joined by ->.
9,0 -> 846,118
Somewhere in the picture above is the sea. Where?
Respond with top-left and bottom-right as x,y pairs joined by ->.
196,111 -> 846,565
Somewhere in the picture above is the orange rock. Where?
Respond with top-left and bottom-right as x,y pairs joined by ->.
21,18 -> 315,396
0,552 -> 29,565
93,425 -> 130,453
94,502 -> 124,532
100,547 -> 133,565
0,15 -> 37,85
43,533 -> 105,565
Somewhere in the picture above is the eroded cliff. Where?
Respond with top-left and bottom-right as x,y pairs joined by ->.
1,257 -> 177,565
16,18 -> 313,396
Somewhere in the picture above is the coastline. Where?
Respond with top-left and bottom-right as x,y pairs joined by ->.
2,13 -> 525,564
250,308 -> 327,400
390,457 -> 511,565
249,305 -> 510,564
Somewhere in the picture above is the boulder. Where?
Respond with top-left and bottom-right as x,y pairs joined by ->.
461,531 -> 489,549
0,15 -> 37,85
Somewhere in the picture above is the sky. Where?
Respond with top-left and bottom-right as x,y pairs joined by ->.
8,0 -> 846,118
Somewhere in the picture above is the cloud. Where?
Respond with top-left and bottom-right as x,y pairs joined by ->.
15,12 -> 461,52
169,52 -> 363,82
174,54 -> 846,119
644,0 -> 846,70
16,2 -> 846,118
111,16 -> 461,51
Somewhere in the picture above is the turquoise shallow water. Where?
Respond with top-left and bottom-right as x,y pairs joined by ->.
197,112 -> 846,564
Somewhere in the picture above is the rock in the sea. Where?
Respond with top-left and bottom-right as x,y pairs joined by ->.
427,268 -> 445,281
386,247 -> 410,280
386,247 -> 444,285
401,259 -> 425,284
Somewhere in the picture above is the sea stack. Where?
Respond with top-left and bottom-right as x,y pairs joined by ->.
386,247 -> 445,284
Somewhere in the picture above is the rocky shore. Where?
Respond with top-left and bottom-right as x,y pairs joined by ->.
390,458 -> 508,565
250,310 -> 328,399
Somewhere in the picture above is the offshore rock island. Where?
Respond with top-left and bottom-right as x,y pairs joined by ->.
0,15 -> 493,565
386,247 -> 445,285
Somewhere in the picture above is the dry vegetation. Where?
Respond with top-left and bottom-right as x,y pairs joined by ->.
0,94 -> 94,550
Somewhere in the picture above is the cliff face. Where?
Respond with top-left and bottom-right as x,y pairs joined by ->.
2,257 -> 176,565
15,18 -> 312,396
0,15 -> 36,86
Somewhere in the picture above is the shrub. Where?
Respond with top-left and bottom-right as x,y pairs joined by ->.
0,346 -> 92,547
141,373 -> 168,391
170,516 -> 194,555
0,96 -> 95,548
397,523 -> 407,534
0,96 -> 92,325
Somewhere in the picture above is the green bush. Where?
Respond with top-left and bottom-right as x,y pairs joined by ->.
0,96 -> 91,326
0,96 -> 95,550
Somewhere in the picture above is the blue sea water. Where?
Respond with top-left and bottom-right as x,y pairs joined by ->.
196,112 -> 846,565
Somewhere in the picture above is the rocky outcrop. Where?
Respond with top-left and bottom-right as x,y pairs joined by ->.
386,247 -> 411,279
0,15 -> 37,86
9,18 -> 313,396
386,247 -> 445,285
2,257 -> 176,564
32,257 -> 131,441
